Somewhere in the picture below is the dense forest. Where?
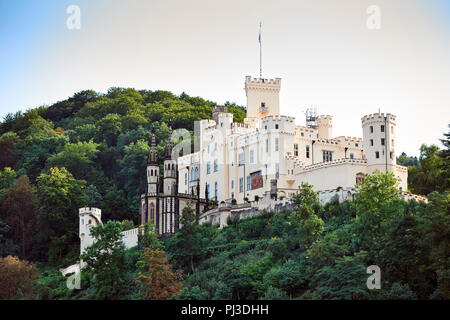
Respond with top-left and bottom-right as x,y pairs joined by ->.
0,88 -> 448,300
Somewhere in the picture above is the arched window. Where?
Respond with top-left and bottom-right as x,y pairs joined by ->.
356,172 -> 365,184
195,167 -> 199,180
150,203 -> 155,224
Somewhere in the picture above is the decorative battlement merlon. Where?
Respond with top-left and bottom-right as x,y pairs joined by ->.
79,207 -> 101,215
245,75 -> 281,87
361,113 -> 396,123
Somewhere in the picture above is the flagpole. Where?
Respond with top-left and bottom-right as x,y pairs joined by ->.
259,22 -> 262,78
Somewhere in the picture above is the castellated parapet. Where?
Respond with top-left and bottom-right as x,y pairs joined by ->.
317,115 -> 333,139
245,76 -> 281,119
245,76 -> 281,89
261,115 -> 295,133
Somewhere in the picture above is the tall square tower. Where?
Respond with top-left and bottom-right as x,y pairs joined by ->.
245,76 -> 281,119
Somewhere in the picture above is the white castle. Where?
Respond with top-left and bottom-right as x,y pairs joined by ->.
174,75 -> 413,225
62,74 -> 424,276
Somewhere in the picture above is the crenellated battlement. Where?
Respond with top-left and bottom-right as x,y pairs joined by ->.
261,115 -> 295,123
361,113 -> 396,124
245,75 -> 281,87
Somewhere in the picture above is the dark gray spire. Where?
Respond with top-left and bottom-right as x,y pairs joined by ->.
147,127 -> 158,165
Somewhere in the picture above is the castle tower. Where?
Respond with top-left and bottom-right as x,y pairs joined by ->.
79,207 -> 102,256
245,76 -> 281,119
212,105 -> 228,124
317,115 -> 333,139
362,112 -> 397,172
164,126 -> 177,195
147,128 -> 159,194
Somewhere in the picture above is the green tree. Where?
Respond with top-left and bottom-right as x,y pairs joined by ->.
35,167 -> 88,264
84,184 -> 102,207
96,114 -> 122,147
80,221 -> 127,299
0,175 -> 38,259
13,133 -> 68,182
0,167 -> 17,197
138,222 -> 163,250
289,182 -> 324,248
408,144 -> 447,195
166,204 -> 202,274
46,141 -> 100,181
101,185 -> 130,222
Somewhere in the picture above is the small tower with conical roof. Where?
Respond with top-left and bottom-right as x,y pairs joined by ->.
164,125 -> 177,195
147,128 -> 159,194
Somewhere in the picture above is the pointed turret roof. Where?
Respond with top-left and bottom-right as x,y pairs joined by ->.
147,127 -> 158,165
164,124 -> 173,160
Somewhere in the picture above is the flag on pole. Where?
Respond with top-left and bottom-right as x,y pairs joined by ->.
258,23 -> 261,43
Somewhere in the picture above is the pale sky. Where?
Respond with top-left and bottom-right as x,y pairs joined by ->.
1,0 -> 449,156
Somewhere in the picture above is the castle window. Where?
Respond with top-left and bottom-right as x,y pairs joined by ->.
261,102 -> 267,113
214,159 -> 218,172
355,143 -> 359,147
306,145 -> 310,158
247,175 -> 251,191
215,142 -> 217,151
231,180 -> 234,189
275,138 -> 279,152
381,138 -> 385,146
390,152 -> 393,160
150,169 -> 153,176
215,182 -> 218,199
264,125 -> 267,130
191,168 -> 194,180
150,204 -> 155,224
294,144 -> 298,156
276,164 -> 279,179
207,145 -> 210,153
266,139 -> 269,152
250,150 -> 254,163
207,162 -> 211,174
356,172 -> 365,184
370,139 -> 374,146
301,132 -> 304,137
239,177 -> 244,193
275,124 -> 279,129
323,151 -> 332,162
238,153 -> 245,166
195,167 -> 199,180
185,173 -> 187,185
370,126 -> 373,133
350,153 -> 354,159
381,125 -> 385,132
375,151 -> 380,158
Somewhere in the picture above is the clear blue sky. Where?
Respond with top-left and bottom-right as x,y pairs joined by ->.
1,0 -> 449,156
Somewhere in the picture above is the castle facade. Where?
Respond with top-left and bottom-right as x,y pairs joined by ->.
177,75 -> 408,206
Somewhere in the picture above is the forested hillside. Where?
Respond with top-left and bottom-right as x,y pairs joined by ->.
0,88 -> 448,300
0,88 -> 245,267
